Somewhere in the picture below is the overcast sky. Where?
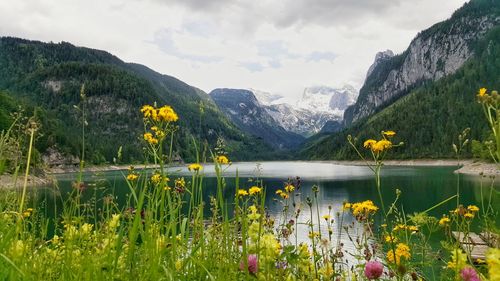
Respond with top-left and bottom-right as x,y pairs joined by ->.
0,0 -> 468,99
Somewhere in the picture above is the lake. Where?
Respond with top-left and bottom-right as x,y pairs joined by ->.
32,161 -> 498,249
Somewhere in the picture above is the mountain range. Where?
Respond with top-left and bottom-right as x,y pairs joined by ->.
0,0 -> 498,165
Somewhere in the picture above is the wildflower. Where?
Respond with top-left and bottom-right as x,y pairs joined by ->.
237,189 -> 248,196
364,139 -> 377,149
151,173 -> 162,184
385,235 -> 398,243
460,267 -> 480,281
322,214 -> 331,221
140,105 -> 155,118
174,178 -> 186,193
108,214 -> 121,229
343,202 -> 352,210
464,212 -> 474,219
467,205 -> 479,212
284,184 -> 295,193
151,126 -> 158,131
383,130 -> 396,137
478,88 -> 487,97
487,248 -> 500,281
216,155 -> 230,164
364,260 -> 383,280
308,231 -> 320,239
157,105 -> 178,122
439,216 -> 451,226
447,249 -> 467,270
276,189 -> 289,199
127,174 -> 138,181
187,163 -> 203,172
143,133 -> 158,145
248,205 -> 261,220
371,139 -> 392,153
350,200 -> 378,218
239,254 -> 258,274
387,243 -> 411,265
248,186 -> 262,195
23,210 -> 32,218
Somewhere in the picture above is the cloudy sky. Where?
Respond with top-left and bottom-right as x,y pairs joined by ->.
0,0 -> 468,99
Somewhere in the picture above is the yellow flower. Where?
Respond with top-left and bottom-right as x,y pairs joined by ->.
127,174 -> 138,181
467,205 -> 479,212
275,189 -> 283,195
385,235 -> 398,243
140,105 -> 155,118
371,139 -> 392,153
143,133 -> 158,145
284,184 -> 295,193
157,105 -> 178,122
487,248 -> 500,281
247,205 -> 261,220
350,200 -> 378,217
237,189 -> 248,196
322,214 -> 331,221
343,202 -> 352,210
280,193 -> 289,199
363,139 -> 377,149
464,212 -> 474,219
216,155 -> 230,164
150,173 -> 162,184
248,186 -> 262,195
23,211 -> 31,218
383,130 -> 396,137
175,177 -> 185,189
439,216 -> 451,226
188,163 -> 203,172
308,231 -> 320,239
151,126 -> 158,131
478,88 -> 487,97
387,243 -> 411,265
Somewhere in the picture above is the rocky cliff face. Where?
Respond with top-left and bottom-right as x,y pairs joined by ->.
365,50 -> 394,79
344,13 -> 500,125
209,88 -> 305,149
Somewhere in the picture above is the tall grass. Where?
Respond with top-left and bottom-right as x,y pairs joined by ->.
0,90 -> 499,280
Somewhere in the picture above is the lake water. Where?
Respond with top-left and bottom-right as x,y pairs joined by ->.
33,161 -> 498,253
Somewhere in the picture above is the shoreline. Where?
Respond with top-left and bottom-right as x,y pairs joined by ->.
1,159 -> 497,189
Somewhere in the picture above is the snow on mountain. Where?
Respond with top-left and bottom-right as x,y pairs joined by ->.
248,85 -> 358,137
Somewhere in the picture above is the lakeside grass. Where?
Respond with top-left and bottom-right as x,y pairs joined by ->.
0,100 -> 499,280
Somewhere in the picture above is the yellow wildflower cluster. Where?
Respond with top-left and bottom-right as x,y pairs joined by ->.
386,243 -> 411,265
364,139 -> 392,153
238,186 -> 262,197
439,216 -> 451,226
452,205 -> 479,219
215,155 -> 230,164
188,163 -> 203,172
392,224 -> 419,233
275,183 -> 295,199
23,208 -> 34,218
127,173 -> 139,181
143,132 -> 159,145
345,200 -> 378,219
247,205 -> 261,220
248,186 -> 262,195
141,104 -> 179,122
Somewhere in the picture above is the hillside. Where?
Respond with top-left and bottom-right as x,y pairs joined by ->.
301,0 -> 500,159
0,37 -> 274,165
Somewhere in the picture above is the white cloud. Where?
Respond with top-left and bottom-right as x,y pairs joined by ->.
0,0 -> 469,99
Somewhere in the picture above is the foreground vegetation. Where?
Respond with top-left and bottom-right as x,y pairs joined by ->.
0,89 -> 499,280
